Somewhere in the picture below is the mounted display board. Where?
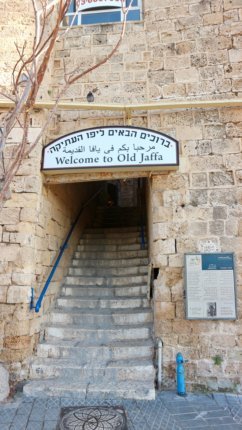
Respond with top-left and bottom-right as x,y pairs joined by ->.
42,126 -> 179,174
185,253 -> 237,320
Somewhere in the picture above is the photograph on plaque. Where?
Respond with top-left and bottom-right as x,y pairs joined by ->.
185,253 -> 237,320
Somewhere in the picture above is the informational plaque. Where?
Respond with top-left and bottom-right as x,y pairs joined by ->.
185,253 -> 237,320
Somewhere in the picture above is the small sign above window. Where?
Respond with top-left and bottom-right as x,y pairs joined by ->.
80,0 -> 125,11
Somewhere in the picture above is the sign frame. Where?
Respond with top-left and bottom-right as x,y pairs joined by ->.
184,252 -> 237,321
41,126 -> 179,174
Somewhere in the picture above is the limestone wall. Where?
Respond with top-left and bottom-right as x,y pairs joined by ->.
49,0 -> 242,392
0,107 -> 99,382
52,0 -> 242,103
150,107 -> 242,392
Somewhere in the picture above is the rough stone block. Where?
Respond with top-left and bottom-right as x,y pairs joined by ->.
176,126 -> 203,140
154,283 -> 171,302
155,302 -> 175,320
209,220 -> 225,235
168,254 -> 183,268
4,335 -> 31,350
153,223 -> 167,240
191,173 -> 208,188
175,68 -> 199,83
189,221 -> 208,236
213,206 -> 228,220
5,320 -> 30,337
7,286 -> 31,304
153,239 -> 176,255
203,12 -> 223,25
198,239 -> 220,252
0,286 -> 8,303
189,190 -> 208,206
0,208 -> 20,225
229,49 -> 242,62
209,171 -> 234,186
0,245 -> 20,263
209,189 -> 237,206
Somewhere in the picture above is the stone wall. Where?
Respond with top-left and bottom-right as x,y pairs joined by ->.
0,107 -> 99,382
150,107 -> 242,392
52,0 -> 242,103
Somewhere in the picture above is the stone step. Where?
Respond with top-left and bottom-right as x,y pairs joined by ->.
45,324 -> 152,343
85,226 -> 140,234
81,231 -> 142,239
50,308 -> 153,326
23,379 -> 155,400
57,297 -> 149,309
72,257 -> 149,268
68,265 -> 148,277
65,275 -> 148,286
77,243 -> 146,252
61,285 -> 148,298
79,236 -> 143,246
29,358 -> 155,382
37,339 -> 154,361
74,249 -> 148,259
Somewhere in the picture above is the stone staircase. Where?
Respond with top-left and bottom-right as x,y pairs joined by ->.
24,208 -> 155,400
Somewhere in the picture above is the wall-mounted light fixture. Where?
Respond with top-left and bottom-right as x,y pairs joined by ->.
86,91 -> 94,103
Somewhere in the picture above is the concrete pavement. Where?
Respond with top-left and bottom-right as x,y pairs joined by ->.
0,390 -> 242,429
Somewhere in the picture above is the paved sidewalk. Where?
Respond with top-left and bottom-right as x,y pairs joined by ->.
0,390 -> 242,429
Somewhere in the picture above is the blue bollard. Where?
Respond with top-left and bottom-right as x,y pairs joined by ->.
176,352 -> 187,396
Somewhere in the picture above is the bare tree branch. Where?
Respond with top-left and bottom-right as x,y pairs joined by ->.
0,0 -> 132,207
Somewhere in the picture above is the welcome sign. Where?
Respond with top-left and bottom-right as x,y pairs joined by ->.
80,0 -> 125,11
42,126 -> 179,173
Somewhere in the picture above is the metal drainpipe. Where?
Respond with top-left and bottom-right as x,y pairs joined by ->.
157,338 -> 163,390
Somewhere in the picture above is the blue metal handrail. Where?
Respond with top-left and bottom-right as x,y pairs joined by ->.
31,187 -> 103,313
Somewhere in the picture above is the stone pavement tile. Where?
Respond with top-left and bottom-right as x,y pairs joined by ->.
15,403 -> 33,415
193,404 -> 226,412
213,393 -> 228,407
180,428 -> 211,430
43,421 -> 57,430
44,407 -> 60,420
0,409 -> 17,425
1,425 -> 11,430
173,412 -> 200,421
28,409 -> 46,421
166,406 -> 198,414
45,398 -> 61,408
204,409 -> 233,418
26,421 -> 43,430
226,395 -> 242,405
10,413 -> 29,428
206,417 -> 240,425
231,407 -> 242,424
211,425 -> 242,429
10,423 -> 29,430
179,419 -> 209,428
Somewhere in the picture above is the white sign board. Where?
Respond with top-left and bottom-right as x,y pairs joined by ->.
185,253 -> 237,320
42,126 -> 179,173
79,0 -> 124,11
